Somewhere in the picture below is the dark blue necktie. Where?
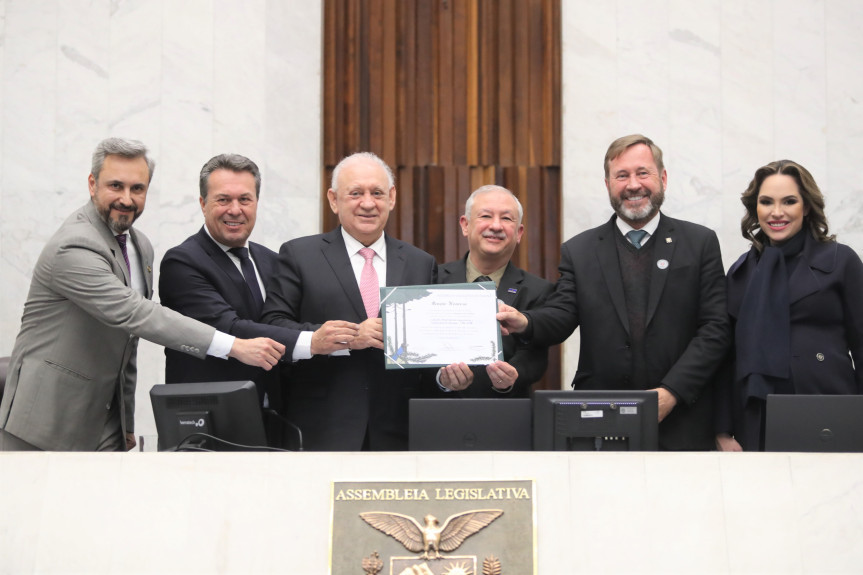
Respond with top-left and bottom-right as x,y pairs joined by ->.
229,247 -> 264,316
626,229 -> 648,249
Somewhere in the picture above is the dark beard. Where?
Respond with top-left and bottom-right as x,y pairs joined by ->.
98,202 -> 139,234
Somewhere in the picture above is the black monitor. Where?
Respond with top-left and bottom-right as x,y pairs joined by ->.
149,380 -> 269,451
532,390 -> 659,451
409,398 -> 532,451
765,394 -> 863,452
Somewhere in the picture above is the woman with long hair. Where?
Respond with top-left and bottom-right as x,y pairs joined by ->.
716,160 -> 863,451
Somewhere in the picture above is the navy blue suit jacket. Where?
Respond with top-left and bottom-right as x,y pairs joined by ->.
717,234 -> 863,441
159,227 -> 299,406
438,255 -> 554,397
260,227 -> 437,451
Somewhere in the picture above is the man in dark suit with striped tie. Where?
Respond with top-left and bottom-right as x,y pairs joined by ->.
159,154 -> 300,416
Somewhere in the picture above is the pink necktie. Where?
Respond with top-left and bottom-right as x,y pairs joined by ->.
358,247 -> 380,319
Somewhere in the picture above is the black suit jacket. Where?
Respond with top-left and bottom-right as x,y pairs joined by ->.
526,214 -> 731,450
438,255 -> 554,397
159,227 -> 299,407
260,227 -> 437,451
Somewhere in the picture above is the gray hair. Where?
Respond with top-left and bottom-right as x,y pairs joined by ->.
91,137 -> 155,182
199,153 -> 262,199
330,152 -> 395,192
464,185 -> 523,224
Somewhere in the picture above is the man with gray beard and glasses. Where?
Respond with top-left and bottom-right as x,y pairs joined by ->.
496,134 -> 730,450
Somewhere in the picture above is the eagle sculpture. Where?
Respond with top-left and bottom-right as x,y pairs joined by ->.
358,510 -> 503,560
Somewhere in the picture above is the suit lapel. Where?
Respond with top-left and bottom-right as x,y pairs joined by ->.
129,228 -> 154,298
441,254 -> 522,305
322,228 -> 367,318
439,259 -> 466,285
83,202 -> 134,289
249,242 -> 274,283
596,218 -> 630,334
787,234 -> 834,305
645,214 -> 675,327
497,262 -> 523,307
194,228 -> 255,311
385,234 -> 407,287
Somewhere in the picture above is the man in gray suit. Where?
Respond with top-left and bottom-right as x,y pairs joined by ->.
0,138 -> 285,452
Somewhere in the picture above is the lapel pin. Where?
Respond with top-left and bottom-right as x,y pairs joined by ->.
147,266 -> 152,273
666,237 -> 672,243
507,288 -> 518,294
657,259 -> 669,270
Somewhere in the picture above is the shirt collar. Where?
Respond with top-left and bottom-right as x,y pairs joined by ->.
615,211 -> 660,238
341,227 -> 387,261
465,255 -> 506,286
203,224 -> 247,253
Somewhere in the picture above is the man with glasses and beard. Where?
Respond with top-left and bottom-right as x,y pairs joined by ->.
497,134 -> 730,450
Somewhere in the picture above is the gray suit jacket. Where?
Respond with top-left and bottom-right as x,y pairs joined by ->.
0,202 -> 216,451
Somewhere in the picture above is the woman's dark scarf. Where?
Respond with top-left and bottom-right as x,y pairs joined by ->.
735,230 -> 806,399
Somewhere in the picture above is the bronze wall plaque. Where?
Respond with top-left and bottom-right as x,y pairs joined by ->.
331,480 -> 536,575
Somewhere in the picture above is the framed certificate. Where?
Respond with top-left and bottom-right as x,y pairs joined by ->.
380,282 -> 503,369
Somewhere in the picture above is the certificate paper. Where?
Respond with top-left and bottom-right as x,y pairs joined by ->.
380,282 -> 503,369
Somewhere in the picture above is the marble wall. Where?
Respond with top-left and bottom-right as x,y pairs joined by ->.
0,0 -> 323,436
4,451 -> 863,573
560,0 -> 863,383
2,0 -> 862,436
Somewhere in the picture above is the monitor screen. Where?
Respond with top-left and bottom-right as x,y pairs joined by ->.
149,380 -> 269,451
532,390 -> 658,451
409,398 -> 532,451
765,394 -> 863,452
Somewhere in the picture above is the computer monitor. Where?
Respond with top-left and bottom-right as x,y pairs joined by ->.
532,390 -> 659,451
149,380 -> 268,451
409,398 -> 532,451
765,394 -> 863,452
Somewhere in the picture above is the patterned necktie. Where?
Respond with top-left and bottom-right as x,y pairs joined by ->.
474,275 -> 492,283
358,247 -> 380,319
115,234 -> 131,277
228,247 -> 264,316
626,229 -> 648,249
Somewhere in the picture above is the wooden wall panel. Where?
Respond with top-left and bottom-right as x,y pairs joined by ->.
451,0 -> 468,165
437,1 -> 453,166
382,0 -> 398,165
415,0 -> 436,165
323,0 -> 562,390
323,0 -> 337,165
513,0 -> 530,166
398,0 -> 417,166
497,0 -> 514,166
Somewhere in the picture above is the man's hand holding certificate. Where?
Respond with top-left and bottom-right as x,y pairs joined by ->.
381,282 -> 503,369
